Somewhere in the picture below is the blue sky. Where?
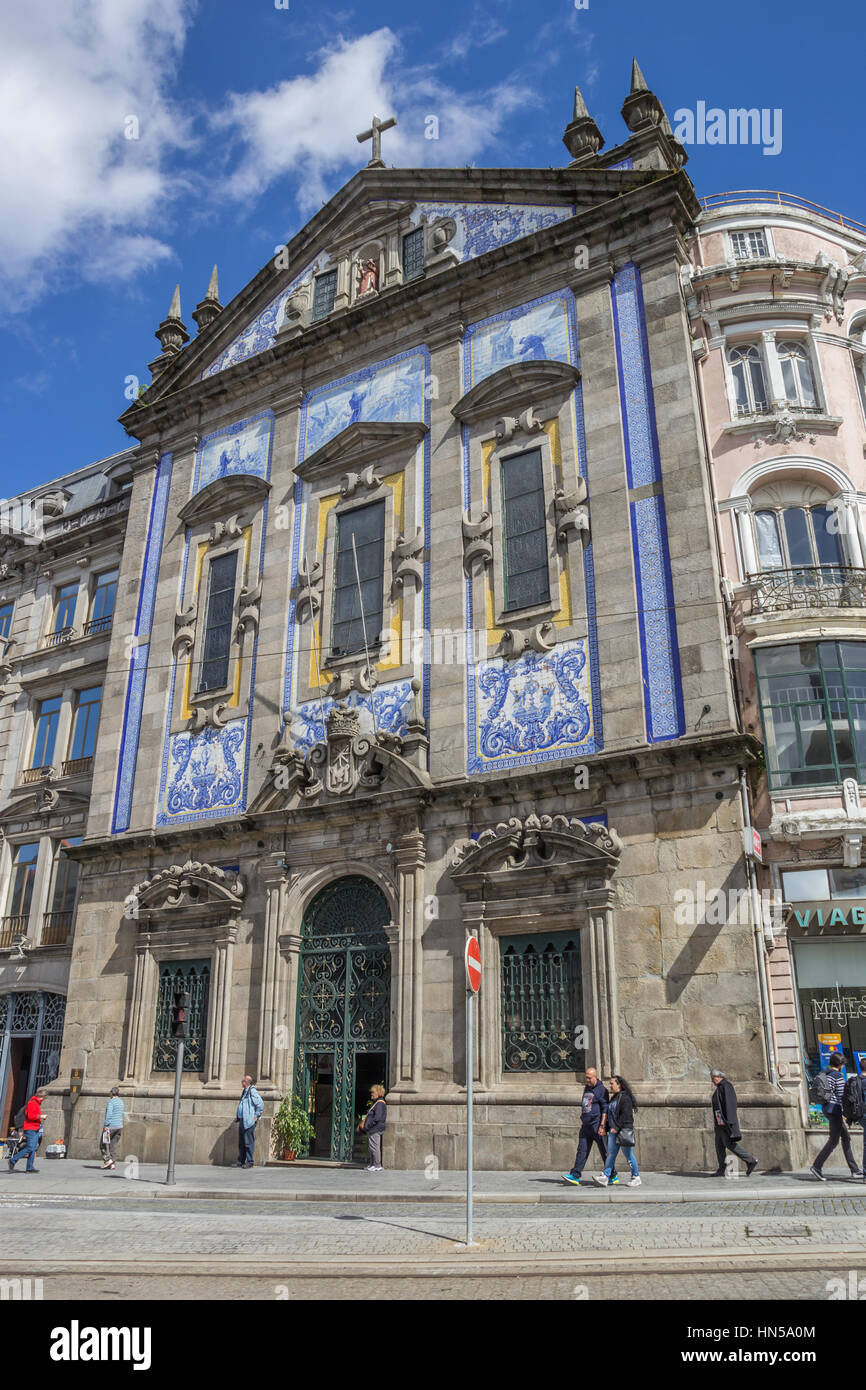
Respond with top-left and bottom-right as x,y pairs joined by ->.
0,0 -> 860,496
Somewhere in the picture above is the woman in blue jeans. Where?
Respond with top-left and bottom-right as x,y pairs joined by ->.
593,1075 -> 641,1187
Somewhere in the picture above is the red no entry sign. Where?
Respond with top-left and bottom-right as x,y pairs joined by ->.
465,936 -> 481,993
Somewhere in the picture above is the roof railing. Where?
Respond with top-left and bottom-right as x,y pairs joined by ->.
700,191 -> 866,237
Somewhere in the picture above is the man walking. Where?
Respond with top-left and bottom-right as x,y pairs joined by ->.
711,1069 -> 757,1176
8,1087 -> 46,1174
810,1052 -> 864,1181
102,1087 -> 124,1170
235,1074 -> 263,1168
562,1066 -> 610,1186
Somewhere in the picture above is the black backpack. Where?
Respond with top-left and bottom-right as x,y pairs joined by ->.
843,1074 -> 865,1122
13,1105 -> 27,1129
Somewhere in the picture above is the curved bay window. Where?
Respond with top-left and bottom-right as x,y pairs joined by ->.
755,641 -> 866,789
152,960 -> 210,1072
727,343 -> 769,417
501,933 -> 584,1072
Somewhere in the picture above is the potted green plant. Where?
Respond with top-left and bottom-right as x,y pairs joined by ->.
273,1093 -> 314,1162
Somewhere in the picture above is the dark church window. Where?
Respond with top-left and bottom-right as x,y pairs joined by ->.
312,270 -> 337,322
198,551 -> 238,693
153,960 -> 210,1072
501,933 -> 584,1072
402,227 -> 425,282
331,501 -> 386,658
501,448 -> 550,611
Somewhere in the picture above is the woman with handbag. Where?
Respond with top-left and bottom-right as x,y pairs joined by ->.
593,1075 -> 641,1187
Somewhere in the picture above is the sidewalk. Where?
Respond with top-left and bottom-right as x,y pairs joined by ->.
2,1158 -> 865,1204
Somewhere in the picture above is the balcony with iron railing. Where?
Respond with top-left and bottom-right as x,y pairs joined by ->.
60,756 -> 93,778
746,565 -> 866,615
42,626 -> 75,649
22,764 -> 53,784
0,915 -> 29,949
40,911 -> 73,946
83,614 -> 112,637
700,191 -> 866,236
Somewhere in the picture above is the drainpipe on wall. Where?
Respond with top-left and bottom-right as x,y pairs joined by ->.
739,765 -> 779,1086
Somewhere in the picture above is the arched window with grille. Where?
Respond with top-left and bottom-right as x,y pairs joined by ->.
727,343 -> 769,416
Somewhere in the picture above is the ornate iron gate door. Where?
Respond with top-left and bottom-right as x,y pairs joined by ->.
294,877 -> 391,1161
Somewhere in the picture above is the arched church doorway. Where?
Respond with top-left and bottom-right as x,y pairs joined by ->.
0,992 -> 66,1137
294,876 -> 390,1162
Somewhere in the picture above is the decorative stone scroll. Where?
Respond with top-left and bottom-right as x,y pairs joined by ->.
462,507 -> 493,574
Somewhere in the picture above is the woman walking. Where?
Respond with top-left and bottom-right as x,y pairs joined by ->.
593,1075 -> 641,1188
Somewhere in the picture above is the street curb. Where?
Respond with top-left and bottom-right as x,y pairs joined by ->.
2,1180 -> 865,1205
2,1246 -> 865,1279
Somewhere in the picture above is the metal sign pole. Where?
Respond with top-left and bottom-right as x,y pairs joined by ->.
466,984 -> 474,1246
165,1039 -> 184,1187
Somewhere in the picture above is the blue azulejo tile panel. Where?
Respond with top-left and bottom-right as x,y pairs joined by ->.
610,262 -> 662,492
290,680 -> 415,752
193,410 -> 274,493
468,640 -> 599,776
630,496 -> 685,742
112,450 -> 174,834
301,352 -> 427,457
158,720 -> 248,824
408,202 -> 573,262
463,292 -> 571,390
111,643 -> 150,835
610,261 -> 684,743
201,262 -> 319,380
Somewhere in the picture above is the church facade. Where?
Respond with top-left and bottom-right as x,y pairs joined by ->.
34,64 -> 806,1169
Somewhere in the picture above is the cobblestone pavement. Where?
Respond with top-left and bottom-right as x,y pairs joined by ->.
2,1194 -> 866,1258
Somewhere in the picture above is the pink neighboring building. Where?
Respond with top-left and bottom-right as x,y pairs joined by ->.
687,192 -> 866,1151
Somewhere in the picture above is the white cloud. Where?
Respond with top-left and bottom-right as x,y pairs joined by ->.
216,28 -> 538,216
0,0 -> 197,313
442,10 -> 508,62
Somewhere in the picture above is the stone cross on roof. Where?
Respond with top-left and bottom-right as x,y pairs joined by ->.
356,113 -> 397,169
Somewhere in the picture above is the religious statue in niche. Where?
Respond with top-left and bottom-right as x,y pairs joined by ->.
357,257 -> 379,296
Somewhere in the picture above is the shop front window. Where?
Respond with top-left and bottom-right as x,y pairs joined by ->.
792,938 -> 866,1125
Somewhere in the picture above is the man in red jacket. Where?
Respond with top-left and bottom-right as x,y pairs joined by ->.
8,1087 -> 46,1173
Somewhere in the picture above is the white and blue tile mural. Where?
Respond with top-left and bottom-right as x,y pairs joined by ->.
461,290 -> 603,776
469,640 -> 595,775
201,263 -> 317,380
610,262 -> 684,742
112,451 -> 174,834
162,720 -> 248,819
193,410 -> 274,493
291,680 -> 415,751
303,354 -> 426,457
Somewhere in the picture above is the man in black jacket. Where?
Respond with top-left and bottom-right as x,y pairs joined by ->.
711,1069 -> 758,1176
562,1067 -> 609,1185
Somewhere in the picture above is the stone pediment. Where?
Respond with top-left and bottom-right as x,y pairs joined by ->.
178,473 -> 271,526
452,361 -> 581,424
294,420 -> 428,483
451,814 -> 623,886
130,861 -> 245,925
0,784 -> 91,822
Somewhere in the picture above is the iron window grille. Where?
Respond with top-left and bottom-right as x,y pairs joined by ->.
152,960 -> 210,1072
197,551 -> 238,693
331,500 -> 386,658
402,227 -> 425,282
311,270 -> 337,322
501,933 -> 584,1072
500,448 -> 550,612
755,640 -> 866,790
